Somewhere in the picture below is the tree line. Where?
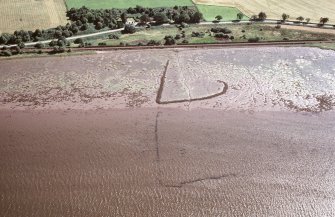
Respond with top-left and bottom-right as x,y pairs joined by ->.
0,5 -> 203,46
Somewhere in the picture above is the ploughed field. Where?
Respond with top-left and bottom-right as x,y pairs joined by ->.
1,47 -> 335,216
0,0 -> 68,34
194,0 -> 335,24
65,0 -> 194,9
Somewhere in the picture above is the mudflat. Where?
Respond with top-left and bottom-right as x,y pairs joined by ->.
1,47 -> 335,216
1,108 -> 335,216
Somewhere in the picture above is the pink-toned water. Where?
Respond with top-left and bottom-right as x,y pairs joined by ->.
1,108 -> 334,216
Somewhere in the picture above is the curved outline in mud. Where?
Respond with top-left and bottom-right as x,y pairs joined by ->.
156,60 -> 228,104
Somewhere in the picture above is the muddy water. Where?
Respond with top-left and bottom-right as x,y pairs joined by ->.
1,108 -> 335,216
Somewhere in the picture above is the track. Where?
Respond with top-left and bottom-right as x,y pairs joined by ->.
17,39 -> 335,53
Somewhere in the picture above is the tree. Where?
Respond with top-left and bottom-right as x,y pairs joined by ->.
215,15 -> 223,21
34,29 -> 43,37
305,18 -> 311,24
296,16 -> 304,22
154,13 -> 168,24
140,14 -> 150,24
95,22 -> 103,30
237,12 -> 244,20
178,12 -> 190,23
121,12 -> 127,23
258,12 -> 267,20
320,17 -> 329,25
0,35 -> 8,44
123,24 -> 136,34
282,13 -> 289,22
191,11 -> 203,23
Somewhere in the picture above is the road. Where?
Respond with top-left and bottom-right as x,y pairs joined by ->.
0,20 -> 334,48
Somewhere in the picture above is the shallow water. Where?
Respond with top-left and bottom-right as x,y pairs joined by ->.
1,108 -> 334,216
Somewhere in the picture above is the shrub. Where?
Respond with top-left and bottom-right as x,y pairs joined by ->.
3,50 -> 12,56
123,24 -> 136,34
98,42 -> 107,46
182,39 -> 189,44
248,37 -> 260,42
175,34 -> 181,40
275,24 -> 281,29
108,34 -> 120,39
191,32 -> 205,37
154,13 -> 168,24
164,35 -> 176,45
211,27 -> 232,34
215,33 -> 230,39
34,43 -> 44,49
147,40 -> 161,46
74,38 -> 84,44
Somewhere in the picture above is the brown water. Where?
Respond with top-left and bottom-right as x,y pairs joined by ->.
1,108 -> 335,216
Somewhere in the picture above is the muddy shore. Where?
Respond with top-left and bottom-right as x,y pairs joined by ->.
1,47 -> 335,216
1,108 -> 335,216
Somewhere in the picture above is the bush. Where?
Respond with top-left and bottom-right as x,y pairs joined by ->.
98,42 -> 107,46
108,34 -> 120,39
191,32 -> 205,37
175,34 -> 181,40
147,40 -> 161,46
275,24 -> 281,29
215,33 -> 230,39
154,13 -> 168,24
3,50 -> 12,56
49,40 -> 57,47
211,27 -> 232,34
123,24 -> 136,34
74,38 -> 84,44
164,35 -> 176,45
248,37 -> 260,42
181,39 -> 189,44
34,43 -> 44,49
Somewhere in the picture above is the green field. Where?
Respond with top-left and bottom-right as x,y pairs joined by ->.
66,0 -> 194,9
82,24 -> 335,46
196,5 -> 248,21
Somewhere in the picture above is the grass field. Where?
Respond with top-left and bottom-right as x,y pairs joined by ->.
196,5 -> 248,21
66,0 -> 194,9
0,0 -> 68,34
193,0 -> 335,24
85,24 -> 335,46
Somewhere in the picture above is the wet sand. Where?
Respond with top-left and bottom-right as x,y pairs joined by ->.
1,47 -> 335,216
1,108 -> 335,216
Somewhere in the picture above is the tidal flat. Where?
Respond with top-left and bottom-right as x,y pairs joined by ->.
1,47 -> 335,216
